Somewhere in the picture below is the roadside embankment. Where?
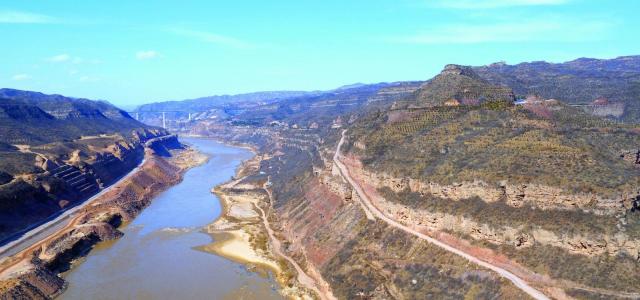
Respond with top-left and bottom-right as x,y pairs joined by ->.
0,141 -> 207,300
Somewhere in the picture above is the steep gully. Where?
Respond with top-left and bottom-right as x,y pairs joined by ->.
333,130 -> 551,300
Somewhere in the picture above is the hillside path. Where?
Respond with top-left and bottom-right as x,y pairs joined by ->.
332,130 -> 551,300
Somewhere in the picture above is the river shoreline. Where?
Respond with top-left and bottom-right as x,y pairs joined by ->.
205,153 -> 303,296
0,144 -> 208,299
206,147 -> 334,300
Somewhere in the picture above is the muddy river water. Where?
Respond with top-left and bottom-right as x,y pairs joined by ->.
60,138 -> 283,300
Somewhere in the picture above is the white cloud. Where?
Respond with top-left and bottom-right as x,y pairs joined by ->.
136,50 -> 159,60
46,54 -> 97,64
435,0 -> 569,9
0,10 -> 56,24
48,54 -> 71,62
169,28 -> 254,49
12,74 -> 31,81
389,19 -> 612,44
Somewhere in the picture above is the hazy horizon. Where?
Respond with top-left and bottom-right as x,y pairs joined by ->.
4,53 -> 636,109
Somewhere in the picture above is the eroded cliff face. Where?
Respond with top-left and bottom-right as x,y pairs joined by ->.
265,147 -> 527,299
0,140 -> 193,300
353,163 -> 633,215
340,154 -> 640,259
0,131 -> 175,241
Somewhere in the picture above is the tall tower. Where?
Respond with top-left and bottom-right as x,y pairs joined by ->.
162,112 -> 166,129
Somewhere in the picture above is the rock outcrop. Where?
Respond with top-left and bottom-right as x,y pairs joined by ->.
349,159 -> 635,215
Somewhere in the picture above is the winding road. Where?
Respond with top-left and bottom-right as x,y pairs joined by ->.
332,130 -> 551,300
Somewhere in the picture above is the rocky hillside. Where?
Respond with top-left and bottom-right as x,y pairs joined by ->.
474,56 -> 640,121
350,67 -> 640,201
0,88 -> 153,145
413,64 -> 514,107
0,89 -> 172,242
344,65 -> 640,296
0,145 -> 194,299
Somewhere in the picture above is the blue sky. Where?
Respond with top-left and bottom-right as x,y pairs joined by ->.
1,0 -> 638,107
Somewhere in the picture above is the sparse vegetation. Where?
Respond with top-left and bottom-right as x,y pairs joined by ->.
350,102 -> 640,197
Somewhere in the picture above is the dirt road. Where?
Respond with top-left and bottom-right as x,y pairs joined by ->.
332,130 -> 550,300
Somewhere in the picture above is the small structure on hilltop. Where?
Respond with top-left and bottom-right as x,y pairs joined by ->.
444,98 -> 461,107
593,97 -> 610,105
514,98 -> 527,105
544,99 -> 560,105
331,116 -> 343,129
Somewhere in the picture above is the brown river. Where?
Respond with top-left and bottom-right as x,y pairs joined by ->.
60,138 -> 284,300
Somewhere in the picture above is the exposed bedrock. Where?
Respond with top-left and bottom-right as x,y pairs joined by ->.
268,152 -> 526,299
339,154 -> 640,259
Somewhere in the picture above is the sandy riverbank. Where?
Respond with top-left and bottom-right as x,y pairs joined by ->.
202,153 -> 318,300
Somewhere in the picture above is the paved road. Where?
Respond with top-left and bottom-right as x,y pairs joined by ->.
332,130 -> 550,300
0,158 -> 146,260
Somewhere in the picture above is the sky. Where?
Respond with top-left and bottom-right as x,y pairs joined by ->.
1,0 -> 639,107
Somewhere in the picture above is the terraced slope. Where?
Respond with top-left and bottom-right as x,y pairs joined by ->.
0,89 -> 171,241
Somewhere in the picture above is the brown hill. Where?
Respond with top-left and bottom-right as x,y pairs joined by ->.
414,65 -> 514,107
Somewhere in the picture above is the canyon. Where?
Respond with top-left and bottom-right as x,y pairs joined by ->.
1,56 -> 639,299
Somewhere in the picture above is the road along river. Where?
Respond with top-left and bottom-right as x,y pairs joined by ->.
60,138 -> 283,300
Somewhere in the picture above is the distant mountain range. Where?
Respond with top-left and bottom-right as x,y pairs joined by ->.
136,55 -> 640,126
134,90 -> 322,112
